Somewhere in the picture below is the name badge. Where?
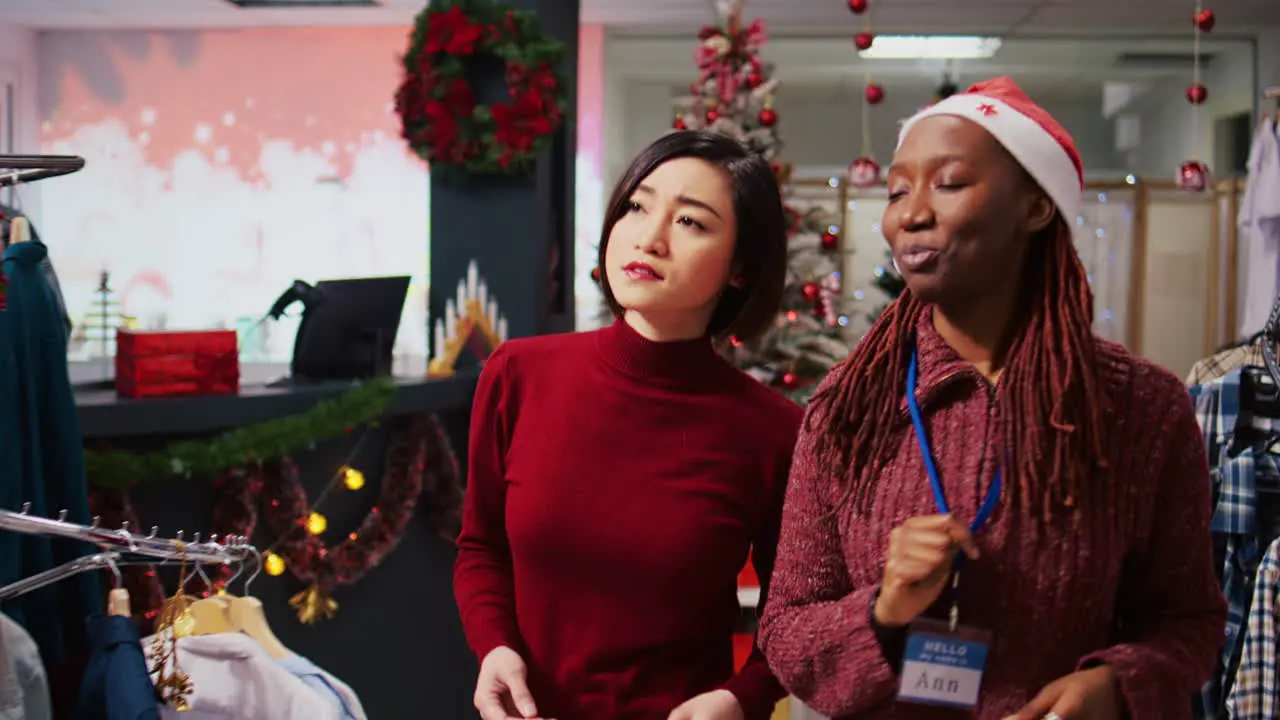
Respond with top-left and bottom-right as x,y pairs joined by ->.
896,618 -> 991,710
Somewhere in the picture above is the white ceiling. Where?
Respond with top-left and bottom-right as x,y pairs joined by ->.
0,0 -> 1276,34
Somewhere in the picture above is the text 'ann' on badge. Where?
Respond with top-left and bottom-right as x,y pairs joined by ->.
896,619 -> 991,710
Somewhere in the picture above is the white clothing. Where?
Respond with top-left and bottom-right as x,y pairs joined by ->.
1238,117 -> 1280,336
141,632 -> 339,720
0,614 -> 50,720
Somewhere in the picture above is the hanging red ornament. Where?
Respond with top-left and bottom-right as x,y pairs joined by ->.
746,70 -> 763,88
758,108 -> 778,127
847,156 -> 882,188
865,82 -> 885,105
780,371 -> 799,389
848,0 -> 869,14
802,282 -> 821,301
706,109 -> 720,123
1186,82 -> 1208,105
590,267 -> 601,283
811,296 -> 827,319
821,231 -> 839,251
854,32 -> 875,51
672,116 -> 687,130
1193,9 -> 1215,31
1177,160 -> 1210,192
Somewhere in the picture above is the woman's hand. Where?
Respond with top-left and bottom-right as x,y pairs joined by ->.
874,514 -> 979,627
474,646 -> 550,720
1001,665 -> 1124,720
667,690 -> 744,720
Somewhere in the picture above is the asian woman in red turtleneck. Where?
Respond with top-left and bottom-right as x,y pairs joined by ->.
453,130 -> 802,720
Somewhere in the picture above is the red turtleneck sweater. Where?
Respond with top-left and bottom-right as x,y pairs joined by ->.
454,319 -> 802,720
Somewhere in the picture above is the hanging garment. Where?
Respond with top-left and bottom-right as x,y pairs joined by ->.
1186,334 -> 1267,387
277,654 -> 367,720
0,612 -> 51,720
1190,369 -> 1280,719
75,615 -> 161,720
0,240 -> 100,665
0,205 -> 70,340
1238,118 -> 1280,336
140,632 -> 340,720
1226,535 -> 1280,719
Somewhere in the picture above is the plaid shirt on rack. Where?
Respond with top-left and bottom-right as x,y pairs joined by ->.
1227,537 -> 1280,719
1186,338 -> 1267,387
1189,369 -> 1280,720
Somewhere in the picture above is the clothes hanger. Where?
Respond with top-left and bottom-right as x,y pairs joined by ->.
225,544 -> 290,659
106,528 -> 135,617
183,534 -> 233,635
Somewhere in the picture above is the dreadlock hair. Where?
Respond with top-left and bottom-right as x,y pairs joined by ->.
808,216 -> 1107,523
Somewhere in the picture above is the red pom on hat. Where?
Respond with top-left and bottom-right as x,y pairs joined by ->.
897,75 -> 1083,222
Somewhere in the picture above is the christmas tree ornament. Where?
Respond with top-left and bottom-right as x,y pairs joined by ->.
1177,0 -> 1212,192
848,0 -> 869,14
1177,160 -> 1210,192
706,109 -> 720,123
746,70 -> 763,88
590,267 -> 601,283
847,156 -> 881,188
673,116 -> 687,130
854,32 -> 875,51
307,511 -> 327,535
821,231 -> 839,251
758,107 -> 778,127
264,551 -> 286,576
802,282 -> 821,301
865,82 -> 885,105
780,371 -> 799,389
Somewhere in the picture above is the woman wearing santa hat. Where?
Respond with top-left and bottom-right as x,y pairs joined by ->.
758,76 -> 1225,719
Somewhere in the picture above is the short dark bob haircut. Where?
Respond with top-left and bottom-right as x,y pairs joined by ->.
597,130 -> 788,343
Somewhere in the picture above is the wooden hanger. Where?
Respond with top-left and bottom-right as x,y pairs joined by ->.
9,217 -> 27,244
105,555 -> 131,618
227,595 -> 290,660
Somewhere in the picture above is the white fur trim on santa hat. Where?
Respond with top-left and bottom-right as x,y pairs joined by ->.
897,94 -> 1082,221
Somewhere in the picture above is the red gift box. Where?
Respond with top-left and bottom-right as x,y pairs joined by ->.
115,329 -> 240,399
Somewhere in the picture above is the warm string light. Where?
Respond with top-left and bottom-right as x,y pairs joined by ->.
257,428 -> 374,576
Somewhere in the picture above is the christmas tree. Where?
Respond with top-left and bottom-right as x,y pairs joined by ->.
670,0 -> 850,404
867,250 -> 906,322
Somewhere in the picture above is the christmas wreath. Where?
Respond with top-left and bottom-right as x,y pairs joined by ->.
394,0 -> 568,176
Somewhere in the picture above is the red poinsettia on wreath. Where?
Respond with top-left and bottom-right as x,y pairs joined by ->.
394,0 -> 568,176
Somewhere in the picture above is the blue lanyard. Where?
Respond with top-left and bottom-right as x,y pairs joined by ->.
905,349 -> 1002,534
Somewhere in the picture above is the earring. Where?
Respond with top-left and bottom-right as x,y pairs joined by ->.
892,257 -> 901,275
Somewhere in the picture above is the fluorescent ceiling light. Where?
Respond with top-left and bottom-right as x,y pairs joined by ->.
858,36 -> 1003,60
223,0 -> 380,7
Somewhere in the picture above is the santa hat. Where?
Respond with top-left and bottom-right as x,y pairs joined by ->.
897,76 -> 1083,222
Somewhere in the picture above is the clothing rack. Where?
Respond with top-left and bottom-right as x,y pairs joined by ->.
0,154 -> 85,187
0,504 -> 255,600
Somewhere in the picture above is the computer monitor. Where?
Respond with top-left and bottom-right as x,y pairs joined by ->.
287,275 -> 411,383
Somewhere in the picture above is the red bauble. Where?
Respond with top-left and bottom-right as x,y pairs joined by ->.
812,297 -> 827,319
706,109 -> 720,123
847,156 -> 881,188
1177,160 -> 1210,192
758,108 -> 778,127
746,71 -> 763,88
780,371 -> 799,389
590,267 -> 601,283
821,231 -> 839,251
847,0 -> 869,14
1193,9 -> 1215,31
672,116 -> 687,130
802,282 -> 821,301
864,82 -> 885,105
854,32 -> 875,51
1186,82 -> 1208,105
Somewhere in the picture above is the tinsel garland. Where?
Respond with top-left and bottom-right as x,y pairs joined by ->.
84,379 -> 396,489
211,414 -> 459,623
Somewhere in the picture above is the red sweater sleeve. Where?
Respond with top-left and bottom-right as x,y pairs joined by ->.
1076,379 -> 1226,715
453,345 -> 524,660
757,399 -> 899,716
718,408 -> 798,719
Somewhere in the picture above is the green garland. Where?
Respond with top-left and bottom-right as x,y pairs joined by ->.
85,379 -> 397,489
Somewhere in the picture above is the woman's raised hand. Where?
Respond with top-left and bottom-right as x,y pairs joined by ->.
874,514 -> 979,627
